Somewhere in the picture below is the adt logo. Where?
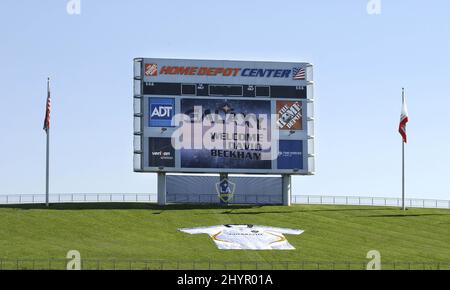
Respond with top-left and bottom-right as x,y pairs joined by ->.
149,98 -> 174,127
151,105 -> 172,118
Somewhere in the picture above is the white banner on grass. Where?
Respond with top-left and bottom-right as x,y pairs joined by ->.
179,224 -> 303,250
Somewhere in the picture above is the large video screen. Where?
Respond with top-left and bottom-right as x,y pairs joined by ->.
179,99 -> 272,170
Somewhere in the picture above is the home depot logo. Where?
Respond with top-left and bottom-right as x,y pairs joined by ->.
145,64 -> 158,76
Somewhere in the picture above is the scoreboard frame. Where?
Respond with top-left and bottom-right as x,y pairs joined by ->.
133,58 -> 315,176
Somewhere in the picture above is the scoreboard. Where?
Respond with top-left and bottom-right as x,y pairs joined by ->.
133,58 -> 315,175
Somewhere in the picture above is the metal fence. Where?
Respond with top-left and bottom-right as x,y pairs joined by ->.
0,258 -> 448,270
294,195 -> 450,209
0,193 -> 449,209
0,193 -> 157,205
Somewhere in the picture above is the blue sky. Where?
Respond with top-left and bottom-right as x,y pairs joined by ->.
0,0 -> 449,199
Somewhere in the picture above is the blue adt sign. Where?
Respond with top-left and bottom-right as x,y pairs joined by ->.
149,98 -> 174,127
277,140 -> 303,170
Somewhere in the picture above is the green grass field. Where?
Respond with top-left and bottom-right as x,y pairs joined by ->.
0,203 -> 449,269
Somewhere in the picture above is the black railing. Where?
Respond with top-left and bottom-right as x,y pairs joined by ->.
0,258 -> 448,270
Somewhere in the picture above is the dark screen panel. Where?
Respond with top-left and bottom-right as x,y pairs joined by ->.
196,84 -> 209,96
142,82 -> 307,98
209,85 -> 243,96
255,86 -> 270,97
270,86 -> 306,99
182,84 -> 196,95
143,82 -> 181,95
243,85 -> 256,97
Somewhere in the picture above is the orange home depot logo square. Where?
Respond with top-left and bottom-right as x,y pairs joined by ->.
145,64 -> 158,76
276,101 -> 303,130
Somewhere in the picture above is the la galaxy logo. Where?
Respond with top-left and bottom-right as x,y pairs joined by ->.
215,178 -> 236,203
145,63 -> 158,76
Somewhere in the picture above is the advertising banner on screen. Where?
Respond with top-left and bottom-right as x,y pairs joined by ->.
149,98 -> 175,127
277,140 -> 303,170
276,101 -> 303,130
149,138 -> 175,167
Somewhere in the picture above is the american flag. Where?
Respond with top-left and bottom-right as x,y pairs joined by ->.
292,67 -> 306,80
398,90 -> 409,143
43,78 -> 51,132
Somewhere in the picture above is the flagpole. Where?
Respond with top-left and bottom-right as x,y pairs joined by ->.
401,88 -> 405,211
45,78 -> 50,207
402,137 -> 405,210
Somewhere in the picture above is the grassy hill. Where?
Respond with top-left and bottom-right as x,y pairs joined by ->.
0,203 -> 449,269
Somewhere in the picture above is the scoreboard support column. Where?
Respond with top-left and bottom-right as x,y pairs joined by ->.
157,172 -> 167,205
282,175 -> 292,206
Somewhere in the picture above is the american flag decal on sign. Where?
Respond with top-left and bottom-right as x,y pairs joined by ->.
145,63 -> 158,76
292,67 -> 306,80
